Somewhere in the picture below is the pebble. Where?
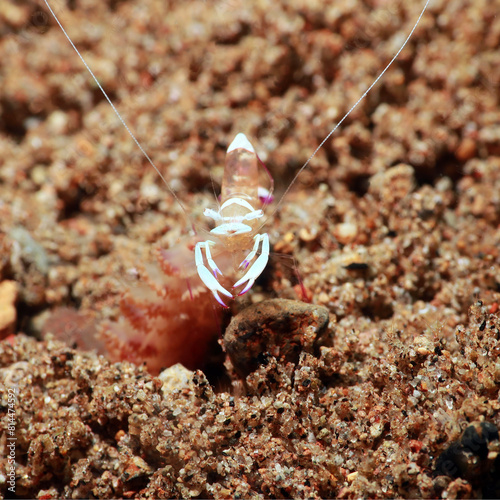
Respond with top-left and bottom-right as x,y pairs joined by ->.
334,222 -> 358,245
455,137 -> 477,162
223,298 -> 330,377
158,363 -> 195,395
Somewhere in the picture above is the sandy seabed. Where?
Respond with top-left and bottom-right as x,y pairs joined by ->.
1,0 -> 500,498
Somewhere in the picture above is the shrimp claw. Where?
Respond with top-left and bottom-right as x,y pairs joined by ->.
195,241 -> 232,307
234,233 -> 270,295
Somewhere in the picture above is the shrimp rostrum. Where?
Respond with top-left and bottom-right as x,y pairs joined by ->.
196,133 -> 270,307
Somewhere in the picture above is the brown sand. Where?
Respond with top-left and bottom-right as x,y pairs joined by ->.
1,0 -> 499,497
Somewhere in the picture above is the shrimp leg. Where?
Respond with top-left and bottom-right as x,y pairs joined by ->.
195,241 -> 232,307
233,233 -> 270,296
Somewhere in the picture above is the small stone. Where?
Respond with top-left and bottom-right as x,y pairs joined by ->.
299,227 -> 317,242
455,137 -> 477,162
407,462 -> 420,475
334,222 -> 358,245
31,165 -> 48,185
47,110 -> 70,135
370,422 -> 383,439
3,3 -> 27,27
115,430 -> 126,442
347,471 -> 359,482
223,299 -> 330,377
318,292 -> 330,304
158,363 -> 195,395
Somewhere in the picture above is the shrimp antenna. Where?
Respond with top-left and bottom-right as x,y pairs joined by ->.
266,0 -> 431,225
42,0 -> 195,232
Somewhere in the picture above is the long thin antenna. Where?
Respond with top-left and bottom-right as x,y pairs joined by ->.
42,0 -> 195,231
265,0 -> 431,225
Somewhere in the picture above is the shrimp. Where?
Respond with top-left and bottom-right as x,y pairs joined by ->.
41,0 -> 431,308
195,133 -> 269,306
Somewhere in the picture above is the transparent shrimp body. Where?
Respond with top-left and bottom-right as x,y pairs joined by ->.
195,133 -> 269,307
